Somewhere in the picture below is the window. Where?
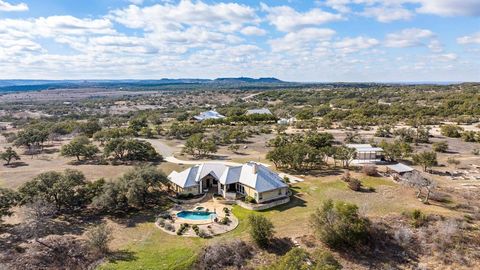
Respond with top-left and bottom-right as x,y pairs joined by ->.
259,193 -> 263,200
278,189 -> 282,195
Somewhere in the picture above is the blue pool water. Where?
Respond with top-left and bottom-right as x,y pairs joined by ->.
177,211 -> 215,220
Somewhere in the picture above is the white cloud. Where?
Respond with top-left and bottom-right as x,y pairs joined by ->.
324,0 -> 480,20
0,0 -> 477,81
416,0 -> 480,17
334,36 -> 380,53
261,3 -> 343,32
385,28 -> 435,48
362,5 -> 413,22
110,0 -> 258,31
240,26 -> 266,36
0,0 -> 28,12
457,32 -> 480,45
323,0 -> 352,13
269,28 -> 336,53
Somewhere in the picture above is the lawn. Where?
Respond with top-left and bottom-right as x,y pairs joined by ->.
99,174 -> 458,269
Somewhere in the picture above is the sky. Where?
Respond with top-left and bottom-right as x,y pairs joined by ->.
0,0 -> 479,82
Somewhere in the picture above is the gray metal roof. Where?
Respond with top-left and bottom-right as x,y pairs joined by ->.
346,144 -> 383,152
168,162 -> 288,193
387,163 -> 414,173
193,110 -> 225,121
246,108 -> 272,115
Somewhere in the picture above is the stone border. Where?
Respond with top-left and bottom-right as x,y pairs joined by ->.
167,193 -> 207,204
213,195 -> 291,210
156,212 -> 239,237
236,196 -> 290,211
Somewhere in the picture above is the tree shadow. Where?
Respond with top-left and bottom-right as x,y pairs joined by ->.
265,237 -> 295,256
338,222 -> 419,269
3,161 -> 28,168
42,148 -> 59,154
107,250 -> 138,263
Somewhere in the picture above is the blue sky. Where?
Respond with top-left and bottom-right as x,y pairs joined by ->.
0,0 -> 479,82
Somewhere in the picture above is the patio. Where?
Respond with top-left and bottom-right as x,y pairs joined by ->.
156,196 -> 239,237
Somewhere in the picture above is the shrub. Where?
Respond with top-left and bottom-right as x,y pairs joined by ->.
440,124 -> 463,138
363,165 -> 378,176
447,157 -> 460,168
198,229 -> 208,238
192,225 -> 199,234
85,223 -> 113,255
164,222 -> 175,232
157,218 -> 166,227
267,248 -> 311,270
245,196 -> 256,204
406,209 -> 428,228
347,179 -> 362,191
195,240 -> 252,269
432,141 -> 449,153
219,217 -> 230,225
247,214 -> 274,248
313,250 -> 342,270
310,199 -> 370,249
177,223 -> 190,235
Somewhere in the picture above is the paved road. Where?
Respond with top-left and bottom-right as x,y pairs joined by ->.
144,138 -> 304,183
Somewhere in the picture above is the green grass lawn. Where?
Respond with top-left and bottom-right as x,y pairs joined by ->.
99,175 -> 453,269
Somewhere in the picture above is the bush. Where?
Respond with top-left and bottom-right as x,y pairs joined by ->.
198,229 -> 208,238
267,248 -> 311,270
164,222 -> 175,232
432,141 -> 449,153
313,250 -> 342,270
219,217 -> 230,225
440,124 -> 463,138
85,223 -> 112,255
247,214 -> 274,248
244,196 -> 256,204
157,218 -> 166,227
406,209 -> 428,228
347,179 -> 362,191
195,240 -> 252,269
310,199 -> 370,249
177,223 -> 190,235
363,165 -> 378,176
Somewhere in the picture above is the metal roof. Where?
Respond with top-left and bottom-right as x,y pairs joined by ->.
346,144 -> 383,152
387,163 -> 414,173
193,110 -> 225,121
168,162 -> 288,193
246,108 -> 272,115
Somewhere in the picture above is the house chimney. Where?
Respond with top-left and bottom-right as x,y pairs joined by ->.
252,163 -> 257,174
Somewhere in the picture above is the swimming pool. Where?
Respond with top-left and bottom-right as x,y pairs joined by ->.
177,211 -> 215,221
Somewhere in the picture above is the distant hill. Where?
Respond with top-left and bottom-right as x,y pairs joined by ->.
213,77 -> 284,83
0,77 -> 288,93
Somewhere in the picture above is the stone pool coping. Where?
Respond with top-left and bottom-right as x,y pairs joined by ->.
156,203 -> 239,237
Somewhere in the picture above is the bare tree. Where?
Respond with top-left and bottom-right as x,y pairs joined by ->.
23,198 -> 56,243
403,171 -> 436,204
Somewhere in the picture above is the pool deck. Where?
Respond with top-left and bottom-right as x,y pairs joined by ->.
157,193 -> 239,237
